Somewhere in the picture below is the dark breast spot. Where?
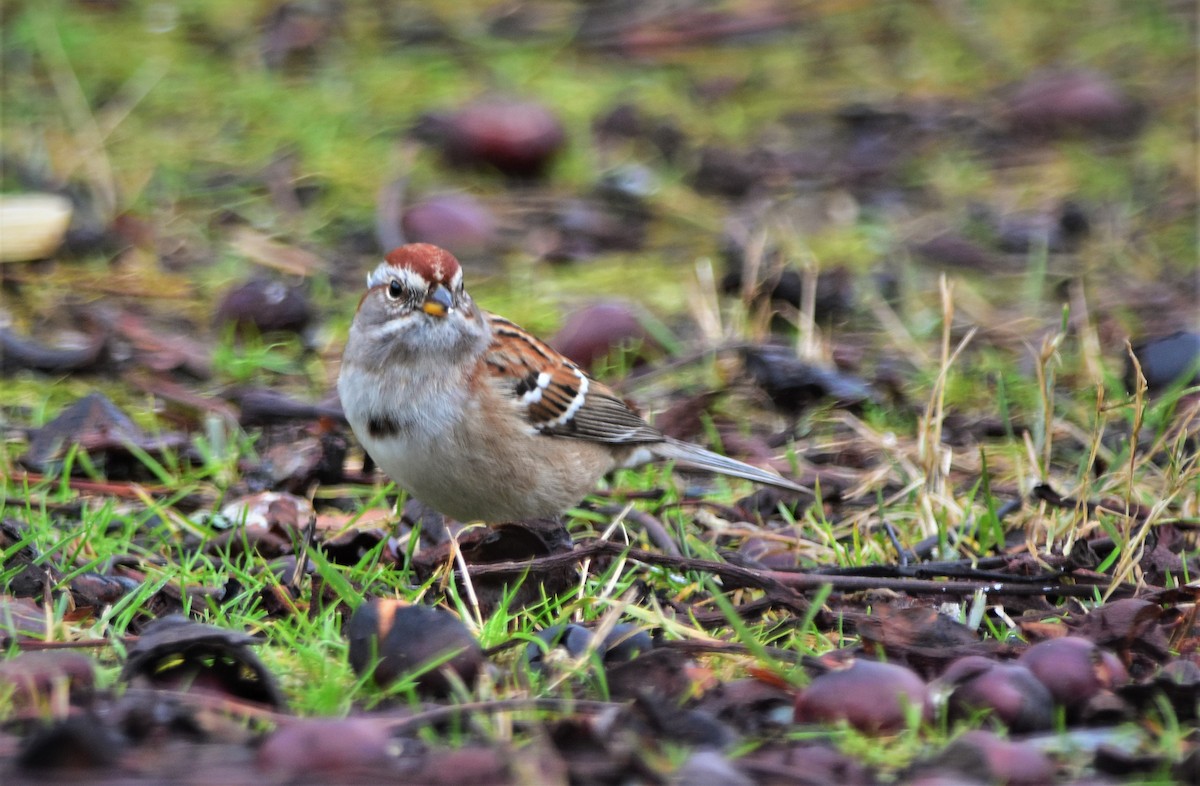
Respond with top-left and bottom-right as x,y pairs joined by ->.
367,414 -> 406,439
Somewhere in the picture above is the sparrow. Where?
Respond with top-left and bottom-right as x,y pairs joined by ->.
338,243 -> 805,523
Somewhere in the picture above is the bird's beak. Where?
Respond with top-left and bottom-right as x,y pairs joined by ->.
422,284 -> 454,317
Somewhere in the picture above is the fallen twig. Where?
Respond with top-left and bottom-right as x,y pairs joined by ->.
460,539 -> 1122,601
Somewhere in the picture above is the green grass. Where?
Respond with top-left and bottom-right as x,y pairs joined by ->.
2,0 -> 1198,780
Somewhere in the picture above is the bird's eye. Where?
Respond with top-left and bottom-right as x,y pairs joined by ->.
387,280 -> 403,300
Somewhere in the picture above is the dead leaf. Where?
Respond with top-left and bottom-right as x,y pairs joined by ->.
119,615 -> 287,709
228,225 -> 325,276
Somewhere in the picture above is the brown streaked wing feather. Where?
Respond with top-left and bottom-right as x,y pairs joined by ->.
485,314 -> 662,445
550,382 -> 662,443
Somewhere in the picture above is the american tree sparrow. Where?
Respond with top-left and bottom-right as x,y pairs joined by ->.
338,244 -> 805,523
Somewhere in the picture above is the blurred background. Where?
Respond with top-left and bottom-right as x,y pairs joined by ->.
1,0 -> 1196,411
3,6 -> 1200,773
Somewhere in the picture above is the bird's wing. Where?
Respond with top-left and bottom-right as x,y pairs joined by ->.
484,315 -> 662,444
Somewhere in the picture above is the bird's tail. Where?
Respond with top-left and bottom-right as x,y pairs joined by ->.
653,437 -> 809,494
